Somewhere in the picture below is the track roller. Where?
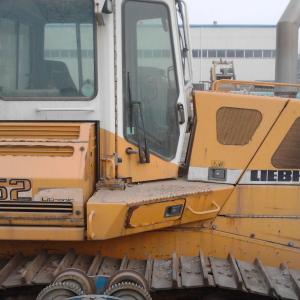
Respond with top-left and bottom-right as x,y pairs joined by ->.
36,281 -> 83,300
54,268 -> 95,294
107,270 -> 149,291
104,281 -> 152,300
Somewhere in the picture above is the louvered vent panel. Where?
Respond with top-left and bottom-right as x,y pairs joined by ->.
216,107 -> 262,145
0,146 -> 74,157
0,124 -> 80,140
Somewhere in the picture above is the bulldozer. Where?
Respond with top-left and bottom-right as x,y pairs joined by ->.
0,0 -> 300,299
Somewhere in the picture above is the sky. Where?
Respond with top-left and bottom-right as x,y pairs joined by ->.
186,0 -> 290,25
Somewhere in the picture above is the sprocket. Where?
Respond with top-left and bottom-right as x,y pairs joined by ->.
36,281 -> 83,300
104,281 -> 152,300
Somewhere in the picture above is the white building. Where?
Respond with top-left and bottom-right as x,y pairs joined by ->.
189,25 -> 277,84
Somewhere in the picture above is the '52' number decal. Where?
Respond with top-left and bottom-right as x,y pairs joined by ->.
0,179 -> 32,201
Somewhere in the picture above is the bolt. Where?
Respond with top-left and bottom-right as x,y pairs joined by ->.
250,233 -> 255,238
212,224 -> 217,230
80,146 -> 85,152
75,210 -> 81,216
288,241 -> 295,247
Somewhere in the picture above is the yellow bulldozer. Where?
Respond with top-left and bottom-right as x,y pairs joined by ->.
0,0 -> 300,299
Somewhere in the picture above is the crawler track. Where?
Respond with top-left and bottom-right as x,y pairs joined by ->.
0,250 -> 299,299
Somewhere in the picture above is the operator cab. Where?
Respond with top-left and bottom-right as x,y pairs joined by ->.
0,0 -> 193,183
0,0 -> 194,237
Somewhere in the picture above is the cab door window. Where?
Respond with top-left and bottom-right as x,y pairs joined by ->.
123,0 -> 180,160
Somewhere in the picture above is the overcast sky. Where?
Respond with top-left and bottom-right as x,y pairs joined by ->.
186,0 -> 290,25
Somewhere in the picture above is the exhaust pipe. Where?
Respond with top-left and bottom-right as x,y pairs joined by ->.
275,0 -> 300,86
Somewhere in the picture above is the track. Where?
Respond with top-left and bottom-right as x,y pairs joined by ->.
0,250 -> 299,299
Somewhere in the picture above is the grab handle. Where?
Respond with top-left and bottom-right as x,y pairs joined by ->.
88,210 -> 96,240
186,201 -> 220,216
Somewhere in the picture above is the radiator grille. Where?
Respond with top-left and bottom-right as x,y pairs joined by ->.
0,145 -> 74,157
0,201 -> 73,214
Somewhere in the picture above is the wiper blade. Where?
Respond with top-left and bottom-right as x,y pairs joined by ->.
127,72 -> 134,130
127,72 -> 150,164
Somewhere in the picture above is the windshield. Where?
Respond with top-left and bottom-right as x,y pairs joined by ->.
0,0 -> 95,99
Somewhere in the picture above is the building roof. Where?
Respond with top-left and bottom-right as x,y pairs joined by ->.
190,24 -> 276,28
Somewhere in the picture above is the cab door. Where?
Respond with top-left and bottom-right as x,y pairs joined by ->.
117,0 -> 188,182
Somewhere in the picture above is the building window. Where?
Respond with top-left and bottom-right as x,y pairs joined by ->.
190,48 -> 276,60
245,50 -> 254,58
202,49 -> 208,58
208,50 -> 217,58
217,50 -> 226,58
235,50 -> 244,58
227,50 -> 235,58
263,50 -> 272,58
254,50 -> 263,58
192,49 -> 199,58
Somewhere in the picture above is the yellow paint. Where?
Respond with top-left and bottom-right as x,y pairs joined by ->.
215,217 -> 300,248
86,185 -> 233,240
0,226 -> 84,241
99,129 -> 178,182
128,199 -> 185,228
220,185 -> 300,216
117,136 -> 178,182
0,122 -> 81,140
0,122 -> 96,228
212,79 -> 300,92
190,91 -> 287,173
211,99 -> 300,250
245,99 -> 300,169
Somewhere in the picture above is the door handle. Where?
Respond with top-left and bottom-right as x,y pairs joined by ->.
177,103 -> 185,124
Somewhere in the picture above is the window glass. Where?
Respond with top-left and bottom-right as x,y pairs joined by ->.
263,50 -> 272,58
192,49 -> 199,58
208,50 -> 217,58
245,50 -> 254,58
0,0 -> 95,99
254,50 -> 263,58
202,49 -> 208,58
236,50 -> 244,58
217,50 -> 226,58
123,0 -> 180,160
227,50 -> 235,58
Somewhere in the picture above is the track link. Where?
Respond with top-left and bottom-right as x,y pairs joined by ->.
0,250 -> 299,299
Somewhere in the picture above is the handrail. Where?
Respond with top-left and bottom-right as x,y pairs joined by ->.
212,79 -> 300,92
88,210 -> 96,240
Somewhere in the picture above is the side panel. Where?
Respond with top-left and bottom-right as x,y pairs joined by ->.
216,99 -> 300,249
0,122 -> 96,230
188,91 -> 287,184
87,182 -> 233,240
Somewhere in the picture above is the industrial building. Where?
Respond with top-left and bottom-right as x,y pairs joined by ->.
189,25 -> 277,84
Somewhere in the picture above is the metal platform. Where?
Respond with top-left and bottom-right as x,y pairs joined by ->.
91,180 -> 231,206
